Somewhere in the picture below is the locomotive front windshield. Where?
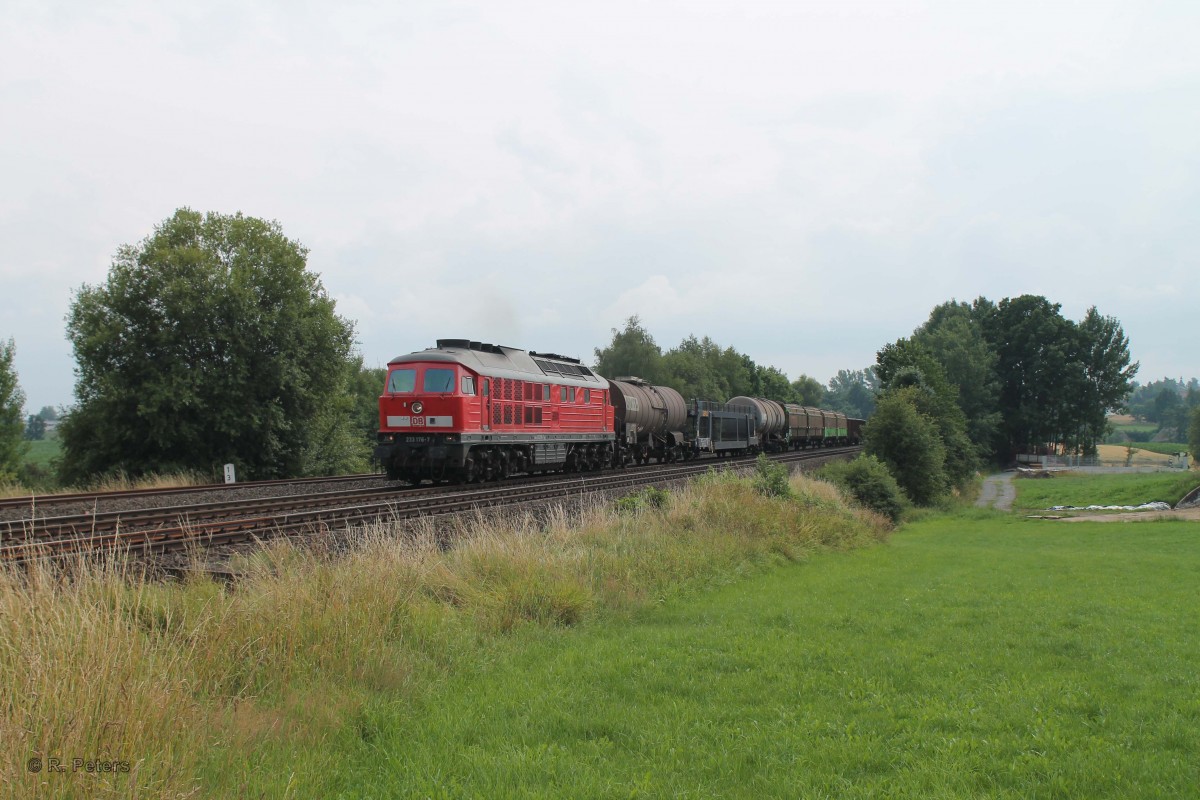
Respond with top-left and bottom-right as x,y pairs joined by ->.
386,368 -> 416,393
423,368 -> 455,393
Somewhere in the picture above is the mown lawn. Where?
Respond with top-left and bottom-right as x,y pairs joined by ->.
216,513 -> 1200,799
1013,470 -> 1199,511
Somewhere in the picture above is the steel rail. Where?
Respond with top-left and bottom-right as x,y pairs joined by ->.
0,471 -> 388,512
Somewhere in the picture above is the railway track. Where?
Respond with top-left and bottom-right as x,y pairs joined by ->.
1,447 -> 860,562
0,471 -> 387,513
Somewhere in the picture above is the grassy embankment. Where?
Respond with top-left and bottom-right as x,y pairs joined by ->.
1,468 -> 888,798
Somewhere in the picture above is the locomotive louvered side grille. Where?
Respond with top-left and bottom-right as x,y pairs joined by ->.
504,405 -> 513,425
533,357 -> 599,381
493,404 -> 502,426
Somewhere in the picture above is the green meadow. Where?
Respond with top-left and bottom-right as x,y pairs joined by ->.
23,437 -> 61,470
1012,470 -> 1198,512
276,513 -> 1198,799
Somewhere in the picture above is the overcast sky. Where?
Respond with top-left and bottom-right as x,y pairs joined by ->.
3,0 -> 1197,412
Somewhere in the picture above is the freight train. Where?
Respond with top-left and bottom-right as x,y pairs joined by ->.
373,339 -> 863,483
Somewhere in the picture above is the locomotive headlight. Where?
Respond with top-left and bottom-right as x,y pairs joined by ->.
412,401 -> 424,414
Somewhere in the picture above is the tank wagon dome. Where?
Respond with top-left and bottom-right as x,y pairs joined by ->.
387,339 -> 607,389
727,395 -> 786,436
608,377 -> 687,435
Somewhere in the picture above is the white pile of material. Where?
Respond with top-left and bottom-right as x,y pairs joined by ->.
1046,502 -> 1172,512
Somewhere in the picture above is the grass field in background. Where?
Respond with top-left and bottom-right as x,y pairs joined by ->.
1108,420 -> 1159,435
1012,471 -> 1199,511
227,513 -> 1199,798
1130,442 -> 1192,457
23,437 -> 61,469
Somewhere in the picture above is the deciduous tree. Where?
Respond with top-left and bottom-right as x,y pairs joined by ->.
593,316 -> 665,383
1072,307 -> 1138,452
911,300 -> 1001,453
60,209 -> 358,482
790,374 -> 825,407
875,338 -> 976,486
1189,406 -> 1200,460
0,339 -> 27,481
24,415 -> 46,441
823,368 -> 877,418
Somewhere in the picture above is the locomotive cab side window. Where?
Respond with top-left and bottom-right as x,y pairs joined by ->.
387,368 -> 416,393
461,376 -> 476,395
584,388 -> 591,404
423,368 -> 455,393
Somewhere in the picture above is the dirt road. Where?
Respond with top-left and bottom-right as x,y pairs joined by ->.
976,472 -> 1015,511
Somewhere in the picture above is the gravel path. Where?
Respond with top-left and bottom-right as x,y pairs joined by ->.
976,472 -> 1016,511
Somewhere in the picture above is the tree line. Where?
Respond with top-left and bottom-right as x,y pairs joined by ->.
862,296 -> 1145,507
592,317 -> 877,418
1123,378 -> 1199,442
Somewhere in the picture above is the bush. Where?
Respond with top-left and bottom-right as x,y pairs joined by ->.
752,453 -> 792,498
819,455 -> 907,523
1189,406 -> 1200,459
864,389 -> 948,506
613,486 -> 671,514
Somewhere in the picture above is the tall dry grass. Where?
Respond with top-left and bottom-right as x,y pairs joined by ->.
0,470 -> 890,798
0,471 -> 209,500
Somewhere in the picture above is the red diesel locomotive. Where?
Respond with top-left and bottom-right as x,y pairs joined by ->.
374,339 -> 616,482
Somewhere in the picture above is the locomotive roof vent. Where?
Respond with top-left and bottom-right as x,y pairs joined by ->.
529,350 -> 581,365
436,339 -> 504,354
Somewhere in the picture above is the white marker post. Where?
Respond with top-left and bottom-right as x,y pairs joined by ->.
224,463 -> 236,484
